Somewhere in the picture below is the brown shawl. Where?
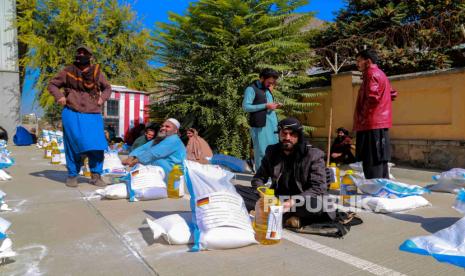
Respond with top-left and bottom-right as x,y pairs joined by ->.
64,64 -> 101,100
186,129 -> 213,164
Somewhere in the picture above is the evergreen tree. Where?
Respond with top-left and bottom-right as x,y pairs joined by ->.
155,0 -> 320,158
16,0 -> 157,122
313,0 -> 465,75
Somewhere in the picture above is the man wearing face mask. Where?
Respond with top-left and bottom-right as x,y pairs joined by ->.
48,45 -> 112,188
242,68 -> 282,172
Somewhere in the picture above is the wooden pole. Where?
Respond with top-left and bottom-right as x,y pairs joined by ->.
326,108 -> 333,166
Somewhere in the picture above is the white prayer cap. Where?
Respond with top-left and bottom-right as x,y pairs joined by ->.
166,118 -> 181,129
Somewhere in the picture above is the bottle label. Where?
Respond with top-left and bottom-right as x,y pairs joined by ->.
266,205 -> 283,240
341,184 -> 357,195
52,154 -> 60,163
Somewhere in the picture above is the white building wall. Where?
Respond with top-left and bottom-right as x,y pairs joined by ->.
0,0 -> 20,139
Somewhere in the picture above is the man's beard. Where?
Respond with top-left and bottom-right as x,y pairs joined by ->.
281,142 -> 294,151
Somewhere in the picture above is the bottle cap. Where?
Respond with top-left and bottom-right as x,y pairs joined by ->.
330,162 -> 336,167
264,188 -> 275,196
345,170 -> 354,175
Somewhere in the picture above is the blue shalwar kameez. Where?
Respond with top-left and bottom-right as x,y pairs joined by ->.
62,107 -> 108,177
242,83 -> 279,170
129,134 -> 186,179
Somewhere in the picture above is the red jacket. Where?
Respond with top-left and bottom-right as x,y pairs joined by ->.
353,64 -> 397,131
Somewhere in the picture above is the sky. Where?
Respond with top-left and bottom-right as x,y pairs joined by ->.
20,0 -> 345,115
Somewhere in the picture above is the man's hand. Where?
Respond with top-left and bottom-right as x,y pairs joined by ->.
57,97 -> 66,106
122,157 -> 138,167
97,97 -> 104,106
266,102 -> 280,110
331,152 -> 342,158
282,199 -> 295,213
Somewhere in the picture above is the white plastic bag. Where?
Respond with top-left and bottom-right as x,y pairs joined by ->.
95,183 -> 128,199
127,165 -> 167,202
102,150 -> 126,176
184,160 -> 257,251
0,170 -> 11,181
400,216 -> 465,268
429,168 -> 465,194
353,177 -> 428,198
453,189 -> 465,214
146,214 -> 193,245
357,196 -> 430,213
0,217 -> 15,258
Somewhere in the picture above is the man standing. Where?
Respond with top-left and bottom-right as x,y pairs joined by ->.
353,50 -> 397,179
48,45 -> 112,187
122,118 -> 186,178
242,68 -> 281,171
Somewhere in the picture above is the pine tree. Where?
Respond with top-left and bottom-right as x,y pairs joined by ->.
154,0 -> 320,158
16,0 -> 157,122
313,0 -> 465,75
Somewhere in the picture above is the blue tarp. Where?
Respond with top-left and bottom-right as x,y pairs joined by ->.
13,126 -> 33,146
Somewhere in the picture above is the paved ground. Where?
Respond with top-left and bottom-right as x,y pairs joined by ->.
0,145 -> 464,275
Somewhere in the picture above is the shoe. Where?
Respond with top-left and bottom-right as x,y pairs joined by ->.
90,173 -> 107,187
66,176 -> 78,188
283,216 -> 301,229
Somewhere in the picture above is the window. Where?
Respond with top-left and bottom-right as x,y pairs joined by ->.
106,100 -> 119,117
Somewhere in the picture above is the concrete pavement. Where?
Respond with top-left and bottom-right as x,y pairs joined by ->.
0,146 -> 463,275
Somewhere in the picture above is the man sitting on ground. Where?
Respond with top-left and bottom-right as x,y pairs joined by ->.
122,118 -> 186,177
330,127 -> 355,165
130,123 -> 159,152
236,117 -> 339,234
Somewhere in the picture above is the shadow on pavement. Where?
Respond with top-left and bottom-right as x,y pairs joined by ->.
386,213 -> 460,233
30,170 -> 89,185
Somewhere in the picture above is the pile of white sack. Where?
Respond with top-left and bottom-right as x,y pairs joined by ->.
0,140 -> 13,181
350,175 -> 431,213
400,189 -> 465,268
101,150 -> 126,176
96,164 -> 173,202
427,168 -> 465,194
146,161 -> 257,250
0,217 -> 15,260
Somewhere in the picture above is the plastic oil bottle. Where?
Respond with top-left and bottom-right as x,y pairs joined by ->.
167,165 -> 183,198
340,170 -> 357,204
254,187 -> 282,245
50,144 -> 61,165
43,142 -> 53,159
328,163 -> 341,191
82,157 -> 91,177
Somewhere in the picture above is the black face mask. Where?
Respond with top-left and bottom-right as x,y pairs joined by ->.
75,55 -> 90,66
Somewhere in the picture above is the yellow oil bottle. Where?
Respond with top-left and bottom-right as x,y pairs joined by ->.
254,187 -> 282,245
341,170 -> 357,204
50,145 -> 61,165
82,157 -> 91,177
328,163 -> 341,190
44,143 -> 52,159
167,165 -> 183,198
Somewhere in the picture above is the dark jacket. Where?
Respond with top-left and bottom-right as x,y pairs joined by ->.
248,81 -> 267,127
353,64 -> 397,131
251,142 -> 328,197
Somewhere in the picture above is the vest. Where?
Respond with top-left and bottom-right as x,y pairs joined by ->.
248,81 -> 268,128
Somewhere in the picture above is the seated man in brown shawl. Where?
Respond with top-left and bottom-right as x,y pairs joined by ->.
186,128 -> 213,164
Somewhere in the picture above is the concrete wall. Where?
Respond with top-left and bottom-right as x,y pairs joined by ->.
305,68 -> 465,170
0,0 -> 20,139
